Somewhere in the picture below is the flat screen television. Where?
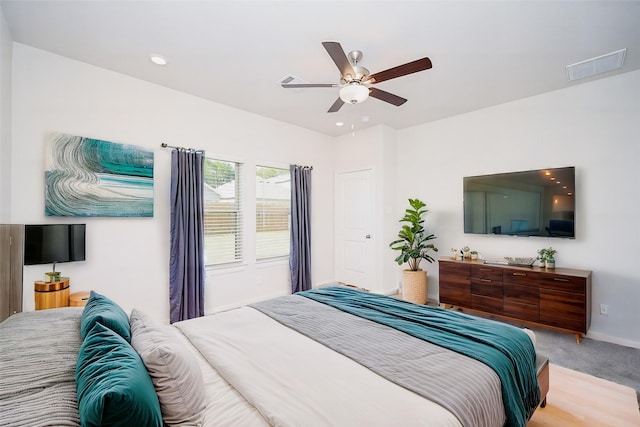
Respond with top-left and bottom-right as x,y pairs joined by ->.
23,224 -> 86,265
463,167 -> 575,238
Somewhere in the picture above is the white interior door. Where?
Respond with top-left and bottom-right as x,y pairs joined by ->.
335,169 -> 375,290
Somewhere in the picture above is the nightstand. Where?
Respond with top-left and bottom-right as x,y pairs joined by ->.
34,278 -> 70,310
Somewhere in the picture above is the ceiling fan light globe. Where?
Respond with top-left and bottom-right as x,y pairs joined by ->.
339,84 -> 369,104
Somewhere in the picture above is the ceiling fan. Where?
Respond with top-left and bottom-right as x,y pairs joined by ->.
281,41 -> 432,113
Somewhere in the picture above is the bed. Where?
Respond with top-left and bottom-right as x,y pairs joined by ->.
0,286 -> 549,427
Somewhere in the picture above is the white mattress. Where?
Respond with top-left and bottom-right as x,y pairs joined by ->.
174,307 -> 463,427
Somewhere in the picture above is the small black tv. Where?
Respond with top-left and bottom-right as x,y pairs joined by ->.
23,224 -> 86,265
463,167 -> 575,238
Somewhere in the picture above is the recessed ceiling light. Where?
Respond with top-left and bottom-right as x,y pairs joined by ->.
149,54 -> 167,66
361,116 -> 370,123
336,122 -> 344,127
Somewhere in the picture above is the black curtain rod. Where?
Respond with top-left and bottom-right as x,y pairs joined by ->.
160,143 -> 204,152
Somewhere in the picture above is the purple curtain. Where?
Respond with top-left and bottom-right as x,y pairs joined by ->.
290,165 -> 312,293
169,149 -> 205,323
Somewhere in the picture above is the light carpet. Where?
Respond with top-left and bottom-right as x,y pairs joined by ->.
531,327 -> 640,393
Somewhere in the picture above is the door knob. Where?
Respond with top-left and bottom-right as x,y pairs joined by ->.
365,234 -> 371,239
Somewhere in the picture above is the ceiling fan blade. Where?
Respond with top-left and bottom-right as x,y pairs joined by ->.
281,83 -> 337,88
368,57 -> 432,84
327,97 -> 344,113
369,88 -> 407,106
322,41 -> 355,79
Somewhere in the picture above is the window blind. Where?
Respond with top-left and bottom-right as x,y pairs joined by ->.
203,158 -> 243,266
256,166 -> 290,260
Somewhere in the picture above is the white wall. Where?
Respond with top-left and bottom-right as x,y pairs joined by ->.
9,41 -> 640,347
0,8 -> 11,223
396,70 -> 640,347
11,44 -> 335,322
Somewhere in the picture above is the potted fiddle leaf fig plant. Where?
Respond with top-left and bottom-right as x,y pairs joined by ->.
390,198 -> 438,304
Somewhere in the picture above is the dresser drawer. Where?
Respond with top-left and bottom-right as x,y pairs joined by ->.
539,273 -> 586,294
472,295 -> 503,314
503,270 -> 539,287
439,260 -> 471,276
440,280 -> 471,307
504,301 -> 539,322
471,264 -> 503,281
504,283 -> 539,305
471,278 -> 502,298
539,289 -> 586,332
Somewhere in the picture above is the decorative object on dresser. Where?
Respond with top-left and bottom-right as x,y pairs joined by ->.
390,198 -> 438,304
537,247 -> 557,269
438,258 -> 591,343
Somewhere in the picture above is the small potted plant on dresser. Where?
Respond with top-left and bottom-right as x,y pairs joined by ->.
390,198 -> 438,304
537,248 -> 547,267
544,247 -> 557,268
537,247 -> 557,268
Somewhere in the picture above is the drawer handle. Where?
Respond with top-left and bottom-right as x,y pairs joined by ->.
480,278 -> 492,283
480,268 -> 492,272
512,272 -> 527,276
553,277 -> 570,282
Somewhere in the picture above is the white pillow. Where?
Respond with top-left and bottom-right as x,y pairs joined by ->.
130,309 -> 206,426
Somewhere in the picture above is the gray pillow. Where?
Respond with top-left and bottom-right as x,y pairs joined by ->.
130,309 -> 206,426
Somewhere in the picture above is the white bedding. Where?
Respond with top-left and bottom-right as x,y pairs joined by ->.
173,306 -> 462,427
1,297 -> 540,426
171,323 -> 269,426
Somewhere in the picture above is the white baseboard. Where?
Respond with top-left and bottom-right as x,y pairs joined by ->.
586,331 -> 640,349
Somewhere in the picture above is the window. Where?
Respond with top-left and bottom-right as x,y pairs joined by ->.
256,166 -> 290,260
203,158 -> 243,266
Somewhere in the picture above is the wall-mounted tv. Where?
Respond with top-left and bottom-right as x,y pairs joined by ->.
464,167 -> 575,238
23,224 -> 86,265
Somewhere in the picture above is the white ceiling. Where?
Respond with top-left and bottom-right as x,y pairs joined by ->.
2,0 -> 639,137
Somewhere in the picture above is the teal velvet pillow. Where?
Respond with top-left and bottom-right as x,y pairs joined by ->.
80,290 -> 131,342
76,322 -> 162,427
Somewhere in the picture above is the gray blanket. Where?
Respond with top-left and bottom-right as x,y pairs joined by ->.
252,295 -> 506,427
0,308 -> 83,427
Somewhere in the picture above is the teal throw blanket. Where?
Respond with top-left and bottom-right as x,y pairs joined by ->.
298,286 -> 540,427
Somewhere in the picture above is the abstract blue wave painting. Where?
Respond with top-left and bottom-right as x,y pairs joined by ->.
45,133 -> 154,217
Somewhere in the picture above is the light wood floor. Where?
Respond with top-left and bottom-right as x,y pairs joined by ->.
528,364 -> 640,426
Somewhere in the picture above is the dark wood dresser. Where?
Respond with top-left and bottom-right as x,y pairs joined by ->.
439,258 -> 592,342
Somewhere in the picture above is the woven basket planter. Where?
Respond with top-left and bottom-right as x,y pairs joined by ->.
402,269 -> 427,305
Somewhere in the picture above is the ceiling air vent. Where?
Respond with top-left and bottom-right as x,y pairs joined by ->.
566,48 -> 626,81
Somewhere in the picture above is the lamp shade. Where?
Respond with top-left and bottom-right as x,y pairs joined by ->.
339,84 -> 369,104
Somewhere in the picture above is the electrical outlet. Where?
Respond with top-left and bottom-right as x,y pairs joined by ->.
600,304 -> 608,316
